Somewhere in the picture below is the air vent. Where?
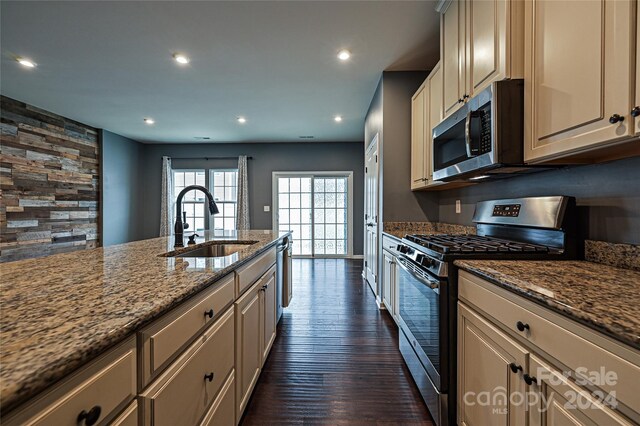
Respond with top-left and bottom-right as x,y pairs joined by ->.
299,136 -> 314,139
194,136 -> 211,140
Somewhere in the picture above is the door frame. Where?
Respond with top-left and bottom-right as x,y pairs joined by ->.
272,171 -> 354,258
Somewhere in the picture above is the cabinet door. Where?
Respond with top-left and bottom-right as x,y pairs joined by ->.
524,0 -> 635,162
261,268 -> 277,365
235,280 -> 262,419
528,355 -> 632,426
382,251 -> 393,312
442,0 -> 466,117
635,4 -> 640,136
411,84 -> 426,188
426,63 -> 443,186
458,303 -> 528,426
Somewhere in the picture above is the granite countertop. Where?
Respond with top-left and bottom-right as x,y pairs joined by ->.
455,260 -> 640,349
0,230 -> 290,412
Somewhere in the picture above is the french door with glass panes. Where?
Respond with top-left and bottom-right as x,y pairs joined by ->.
273,172 -> 353,257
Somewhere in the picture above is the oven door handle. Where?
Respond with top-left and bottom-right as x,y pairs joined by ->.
397,258 -> 440,292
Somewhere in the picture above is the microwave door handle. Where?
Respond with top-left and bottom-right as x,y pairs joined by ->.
465,110 -> 473,157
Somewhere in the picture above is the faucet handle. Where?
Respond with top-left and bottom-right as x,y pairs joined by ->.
182,212 -> 189,229
188,234 -> 200,245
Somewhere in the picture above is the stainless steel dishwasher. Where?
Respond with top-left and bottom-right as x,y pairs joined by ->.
276,236 -> 292,323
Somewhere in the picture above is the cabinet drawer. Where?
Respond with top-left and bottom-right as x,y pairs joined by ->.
5,337 -> 136,426
459,270 -> 640,415
112,401 -> 138,426
236,248 -> 276,296
141,307 -> 235,426
139,273 -> 234,386
200,373 -> 235,426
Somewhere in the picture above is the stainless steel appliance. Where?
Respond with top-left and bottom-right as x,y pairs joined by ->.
395,196 -> 579,426
276,236 -> 292,323
432,79 -> 547,182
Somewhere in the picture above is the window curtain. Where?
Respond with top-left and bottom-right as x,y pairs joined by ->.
159,156 -> 173,237
236,155 -> 250,230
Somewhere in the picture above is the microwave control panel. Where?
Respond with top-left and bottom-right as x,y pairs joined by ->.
492,204 -> 521,217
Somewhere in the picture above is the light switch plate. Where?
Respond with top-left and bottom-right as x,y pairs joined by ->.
264,205 -> 270,212
455,200 -> 461,214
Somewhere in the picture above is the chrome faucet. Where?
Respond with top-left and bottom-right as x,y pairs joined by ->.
174,185 -> 219,248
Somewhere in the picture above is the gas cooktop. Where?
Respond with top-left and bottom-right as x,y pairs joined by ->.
404,234 -> 552,254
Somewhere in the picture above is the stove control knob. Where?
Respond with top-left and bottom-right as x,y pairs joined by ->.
422,257 -> 434,268
416,254 -> 424,264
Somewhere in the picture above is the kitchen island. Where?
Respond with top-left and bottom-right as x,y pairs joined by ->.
0,229 -> 290,424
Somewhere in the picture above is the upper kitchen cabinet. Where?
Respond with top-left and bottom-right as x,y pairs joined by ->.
441,0 -> 466,118
411,63 -> 446,191
439,0 -> 524,119
524,0 -> 639,163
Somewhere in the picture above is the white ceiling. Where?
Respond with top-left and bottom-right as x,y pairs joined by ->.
0,1 -> 440,143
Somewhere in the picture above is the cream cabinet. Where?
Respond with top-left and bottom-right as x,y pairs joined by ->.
411,63 -> 447,191
381,250 -> 396,316
635,4 -> 640,137
235,278 -> 263,419
411,83 -> 427,188
458,271 -> 640,424
528,355 -> 632,426
439,0 -> 524,119
261,266 -> 277,366
458,303 -> 528,426
524,0 -> 639,163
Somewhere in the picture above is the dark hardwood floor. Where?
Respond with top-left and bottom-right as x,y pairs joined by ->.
240,259 -> 433,425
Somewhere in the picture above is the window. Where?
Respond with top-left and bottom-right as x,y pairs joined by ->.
211,170 -> 238,231
172,168 -> 238,233
273,172 -> 352,257
173,170 -> 206,233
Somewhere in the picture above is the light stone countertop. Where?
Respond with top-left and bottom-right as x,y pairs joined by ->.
455,259 -> 640,350
0,230 -> 290,412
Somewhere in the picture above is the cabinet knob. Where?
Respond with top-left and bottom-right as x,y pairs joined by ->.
609,114 -> 625,124
204,372 -> 214,382
77,406 -> 101,426
631,106 -> 640,118
463,94 -> 470,100
458,98 -> 464,104
204,309 -> 214,318
262,284 -> 269,291
516,321 -> 530,332
523,374 -> 538,385
509,363 -> 523,374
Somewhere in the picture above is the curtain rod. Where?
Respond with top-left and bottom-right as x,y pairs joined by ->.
171,156 -> 253,160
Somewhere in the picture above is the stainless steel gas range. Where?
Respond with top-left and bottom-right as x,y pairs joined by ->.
395,196 -> 580,426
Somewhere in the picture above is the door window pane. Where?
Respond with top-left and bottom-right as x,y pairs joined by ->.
210,169 -> 238,231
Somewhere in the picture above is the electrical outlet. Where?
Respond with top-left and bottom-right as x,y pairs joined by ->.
455,200 -> 461,214
264,205 -> 270,212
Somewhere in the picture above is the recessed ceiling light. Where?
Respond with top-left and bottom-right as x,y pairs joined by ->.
144,118 -> 155,125
237,117 -> 247,124
173,53 -> 190,65
337,49 -> 351,61
17,57 -> 36,68
334,115 -> 343,122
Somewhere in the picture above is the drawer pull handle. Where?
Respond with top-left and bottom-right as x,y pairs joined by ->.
523,374 -> 537,385
516,321 -> 530,332
204,372 -> 215,382
204,309 -> 214,318
609,114 -> 624,124
77,406 -> 101,426
509,363 -> 523,374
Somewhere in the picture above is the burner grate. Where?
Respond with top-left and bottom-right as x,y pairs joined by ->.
405,234 -> 550,254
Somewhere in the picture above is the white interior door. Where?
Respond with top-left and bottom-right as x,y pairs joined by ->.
273,172 -> 353,258
364,135 -> 379,294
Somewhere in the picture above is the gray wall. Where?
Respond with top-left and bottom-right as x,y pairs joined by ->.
139,142 -> 365,254
438,156 -> 640,244
100,130 -> 144,246
364,71 -> 440,223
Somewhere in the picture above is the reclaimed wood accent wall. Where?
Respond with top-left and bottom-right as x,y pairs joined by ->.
0,96 -> 100,262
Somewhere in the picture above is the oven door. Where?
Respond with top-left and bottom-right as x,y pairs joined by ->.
396,256 -> 447,391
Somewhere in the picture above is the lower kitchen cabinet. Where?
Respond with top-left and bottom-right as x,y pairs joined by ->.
140,307 -> 235,426
235,264 -> 278,420
200,374 -> 236,426
111,401 -> 138,426
458,303 -> 528,426
458,271 -> 640,425
528,355 -> 632,426
381,249 -> 396,318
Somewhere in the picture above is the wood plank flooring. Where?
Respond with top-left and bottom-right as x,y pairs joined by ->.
240,259 -> 433,425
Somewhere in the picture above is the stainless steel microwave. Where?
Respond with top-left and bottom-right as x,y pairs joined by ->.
432,79 -> 533,182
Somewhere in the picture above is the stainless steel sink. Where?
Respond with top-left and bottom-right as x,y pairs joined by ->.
169,241 -> 257,258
